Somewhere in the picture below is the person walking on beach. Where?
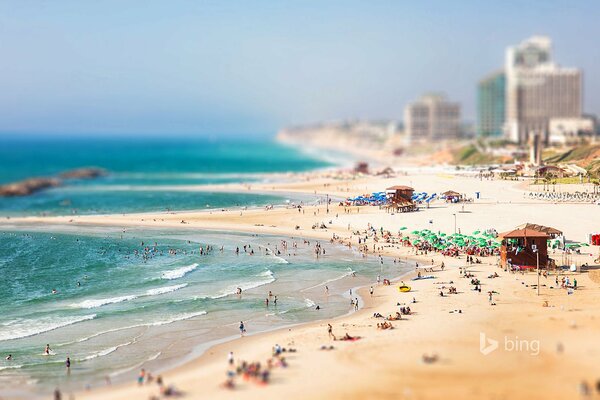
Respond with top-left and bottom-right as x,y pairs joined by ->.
354,298 -> 359,311
228,351 -> 234,366
65,357 -> 71,373
239,321 -> 246,336
137,369 -> 146,385
370,286 -> 374,297
327,323 -> 335,340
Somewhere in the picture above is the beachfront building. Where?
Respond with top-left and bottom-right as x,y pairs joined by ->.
404,93 -> 461,142
385,185 -> 415,212
548,117 -> 596,145
477,71 -> 506,137
500,227 -> 550,269
504,36 -> 583,144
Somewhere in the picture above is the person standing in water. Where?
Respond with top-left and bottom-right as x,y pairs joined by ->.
44,344 -> 52,355
239,321 -> 246,336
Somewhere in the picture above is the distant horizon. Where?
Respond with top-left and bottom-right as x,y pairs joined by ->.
1,1 -> 598,137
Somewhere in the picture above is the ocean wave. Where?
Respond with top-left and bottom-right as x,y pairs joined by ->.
71,284 -> 189,309
161,263 -> 199,280
301,268 -> 355,292
271,254 -> 289,264
72,311 -> 207,344
148,311 -> 207,326
72,295 -> 137,309
211,270 -> 275,299
0,314 -> 97,342
145,283 -> 188,296
271,298 -> 317,316
304,298 -> 316,308
82,334 -> 140,361
108,351 -> 162,378
0,365 -> 23,371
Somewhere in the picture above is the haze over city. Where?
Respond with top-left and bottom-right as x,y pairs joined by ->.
1,0 -> 599,136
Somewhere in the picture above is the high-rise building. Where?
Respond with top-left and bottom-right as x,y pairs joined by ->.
477,71 -> 505,137
504,36 -> 582,143
404,93 -> 461,142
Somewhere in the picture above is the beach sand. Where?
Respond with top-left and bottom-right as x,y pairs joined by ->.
3,171 -> 600,400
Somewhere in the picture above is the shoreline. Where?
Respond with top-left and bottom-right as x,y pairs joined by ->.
2,170 -> 600,400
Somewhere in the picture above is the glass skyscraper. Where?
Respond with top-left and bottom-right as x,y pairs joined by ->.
477,71 -> 505,137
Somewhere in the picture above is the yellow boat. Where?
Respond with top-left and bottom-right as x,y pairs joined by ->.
398,285 -> 411,292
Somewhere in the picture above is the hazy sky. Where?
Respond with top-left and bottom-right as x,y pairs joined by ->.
0,0 -> 599,136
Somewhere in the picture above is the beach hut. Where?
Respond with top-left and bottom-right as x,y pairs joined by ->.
514,223 -> 563,239
500,227 -> 550,269
534,165 -> 567,179
442,190 -> 462,203
385,185 -> 415,213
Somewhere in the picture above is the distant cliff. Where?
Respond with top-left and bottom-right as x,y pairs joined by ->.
276,121 -> 405,163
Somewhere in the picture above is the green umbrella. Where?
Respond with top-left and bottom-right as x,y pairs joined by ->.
400,227 -> 407,230
473,230 -> 480,235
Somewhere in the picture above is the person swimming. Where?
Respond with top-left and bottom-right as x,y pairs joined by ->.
5,354 -> 12,361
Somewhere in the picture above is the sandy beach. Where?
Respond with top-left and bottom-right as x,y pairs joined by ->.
2,169 -> 599,400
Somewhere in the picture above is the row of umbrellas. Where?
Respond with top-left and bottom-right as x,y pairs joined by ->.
400,229 -> 589,251
401,228 -> 501,250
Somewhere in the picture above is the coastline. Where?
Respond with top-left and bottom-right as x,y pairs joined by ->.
2,167 -> 600,399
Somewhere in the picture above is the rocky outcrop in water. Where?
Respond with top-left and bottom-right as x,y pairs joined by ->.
0,167 -> 107,197
0,178 -> 61,197
59,168 -> 107,179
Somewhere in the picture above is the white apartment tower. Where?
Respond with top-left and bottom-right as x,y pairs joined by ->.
404,93 -> 461,142
504,36 -> 582,143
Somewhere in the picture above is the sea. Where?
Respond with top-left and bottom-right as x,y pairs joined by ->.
0,136 -> 409,397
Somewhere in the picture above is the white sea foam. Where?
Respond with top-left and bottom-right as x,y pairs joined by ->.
72,311 -> 208,344
271,254 -> 289,264
147,311 -> 207,326
83,345 -> 120,360
71,284 -> 188,309
72,295 -> 137,309
211,270 -> 275,299
0,365 -> 23,371
301,268 -> 355,292
304,298 -> 316,308
145,283 -> 188,296
161,263 -> 199,280
0,314 -> 97,342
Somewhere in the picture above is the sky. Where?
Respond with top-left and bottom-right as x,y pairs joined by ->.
0,0 -> 599,137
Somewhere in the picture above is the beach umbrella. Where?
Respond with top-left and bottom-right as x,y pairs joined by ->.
473,230 -> 480,235
400,227 -> 407,230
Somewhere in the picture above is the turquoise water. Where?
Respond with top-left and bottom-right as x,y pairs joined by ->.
0,227 -> 410,395
0,136 -> 395,397
0,137 -> 329,215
